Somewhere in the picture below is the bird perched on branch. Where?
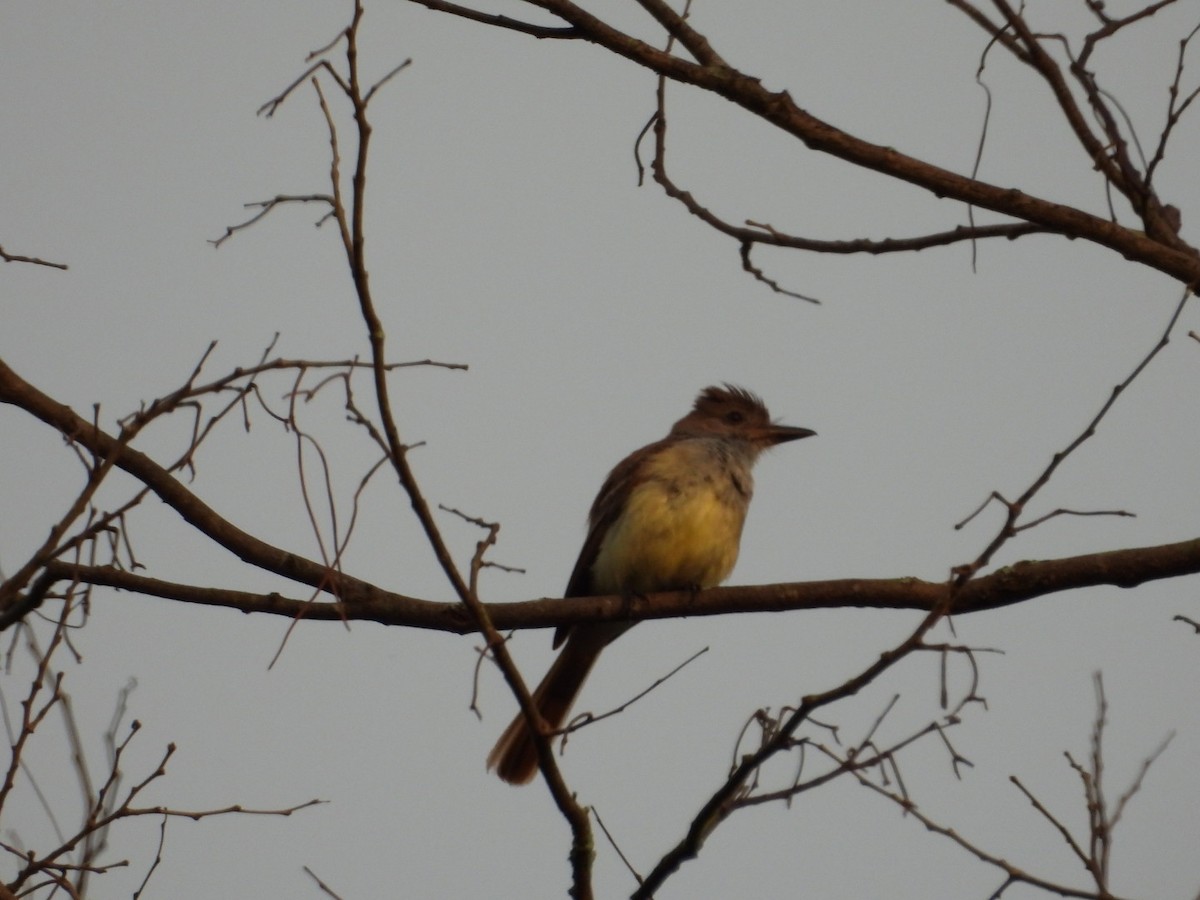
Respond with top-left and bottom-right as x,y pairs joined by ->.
488,384 -> 815,785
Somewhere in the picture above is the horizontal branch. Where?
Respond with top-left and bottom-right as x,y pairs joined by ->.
43,535 -> 1200,632
5,358 -> 1197,636
739,220 -> 1052,254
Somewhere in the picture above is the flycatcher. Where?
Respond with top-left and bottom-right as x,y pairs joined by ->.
487,384 -> 815,785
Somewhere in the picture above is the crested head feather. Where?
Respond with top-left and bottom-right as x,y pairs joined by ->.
696,384 -> 768,414
668,384 -> 774,439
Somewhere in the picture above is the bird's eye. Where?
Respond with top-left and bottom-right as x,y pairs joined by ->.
725,410 -> 745,424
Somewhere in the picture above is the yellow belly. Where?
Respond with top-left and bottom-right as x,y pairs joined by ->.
590,469 -> 747,595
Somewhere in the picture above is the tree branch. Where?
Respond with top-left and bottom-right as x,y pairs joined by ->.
0,358 -> 381,613
410,0 -> 1200,285
31,535 -> 1200,633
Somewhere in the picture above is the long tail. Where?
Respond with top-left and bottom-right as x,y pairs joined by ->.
487,632 -> 607,785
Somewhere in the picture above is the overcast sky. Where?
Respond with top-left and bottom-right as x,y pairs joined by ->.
4,2 -> 1200,898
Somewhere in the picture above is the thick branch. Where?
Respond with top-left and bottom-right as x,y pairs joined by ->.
632,0 -> 726,67
38,536 -> 1200,633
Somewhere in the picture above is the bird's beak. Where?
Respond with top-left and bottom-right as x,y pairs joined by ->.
763,424 -> 816,445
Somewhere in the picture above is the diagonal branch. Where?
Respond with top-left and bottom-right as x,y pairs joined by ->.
987,0 -> 1124,188
952,285 -> 1192,585
0,358 -> 382,616
1145,21 -> 1200,188
409,0 -> 1200,285
632,0 -> 726,66
0,245 -> 69,270
405,0 -> 579,39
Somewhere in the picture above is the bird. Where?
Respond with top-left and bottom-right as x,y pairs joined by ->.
487,384 -> 815,785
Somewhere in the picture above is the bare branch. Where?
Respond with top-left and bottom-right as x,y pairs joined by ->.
953,284 -> 1192,585
632,0 -> 727,67
259,58 -> 348,118
851,767 -> 1133,900
1010,775 -> 1094,875
987,0 -> 1124,189
1013,507 -> 1136,532
404,0 -> 580,39
304,866 -> 346,900
209,194 -> 335,247
364,57 -> 413,104
560,647 -> 707,737
743,219 -> 1051,255
24,532 -> 1200,632
412,0 -> 1200,285
1173,613 -> 1200,633
275,8 -> 597,890
643,49 -> 1052,300
590,806 -> 643,887
634,596 -> 955,898
0,358 -> 382,621
1079,1 -> 1179,70
0,245 -> 69,270
738,241 -> 820,303
1146,21 -> 1200,187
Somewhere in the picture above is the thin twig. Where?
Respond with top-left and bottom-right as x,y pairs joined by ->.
0,245 -> 69,270
953,284 -> 1192,584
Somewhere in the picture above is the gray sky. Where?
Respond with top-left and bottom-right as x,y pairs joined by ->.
3,2 -> 1199,897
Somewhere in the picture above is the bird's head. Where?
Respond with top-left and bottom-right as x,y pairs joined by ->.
670,384 -> 815,449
